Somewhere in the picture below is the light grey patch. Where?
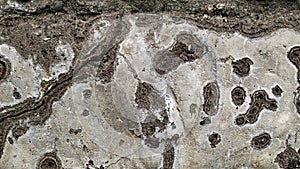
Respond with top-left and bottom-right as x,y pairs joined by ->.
144,137 -> 160,149
152,51 -> 182,75
189,103 -> 197,115
149,92 -> 166,111
96,84 -> 139,134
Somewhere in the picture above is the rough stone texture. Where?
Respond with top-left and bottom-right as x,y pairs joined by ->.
0,1 -> 299,169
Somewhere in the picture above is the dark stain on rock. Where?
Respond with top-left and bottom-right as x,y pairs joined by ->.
287,46 -> 300,83
170,41 -> 196,62
287,46 -> 300,69
0,57 -> 11,82
141,122 -> 156,136
135,82 -> 153,110
13,88 -> 22,100
69,128 -> 82,135
275,146 -> 300,169
162,143 -> 175,169
235,90 -> 277,126
251,132 -> 271,150
232,57 -> 253,77
12,125 -> 29,140
153,33 -> 207,75
7,137 -> 13,144
199,117 -> 211,126
203,81 -> 220,116
231,86 -> 246,106
272,85 -> 283,97
294,87 -> 300,115
234,114 -> 246,126
208,132 -> 221,148
37,152 -> 62,169
170,33 -> 207,63
96,44 -> 119,84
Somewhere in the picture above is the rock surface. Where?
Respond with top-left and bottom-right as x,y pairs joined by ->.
0,1 -> 299,169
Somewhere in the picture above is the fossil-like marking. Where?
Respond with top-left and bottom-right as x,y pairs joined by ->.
203,81 -> 220,116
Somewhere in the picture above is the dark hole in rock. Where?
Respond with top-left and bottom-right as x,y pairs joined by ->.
208,132 -> 221,148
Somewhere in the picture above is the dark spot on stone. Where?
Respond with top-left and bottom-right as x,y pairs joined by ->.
287,46 -> 300,69
88,160 -> 94,166
208,132 -> 221,148
96,44 -> 119,83
272,85 -> 283,97
8,137 -> 13,144
13,88 -> 21,100
231,86 -> 246,106
232,57 -> 253,77
199,117 -> 211,126
0,60 -> 7,81
0,57 -> 11,82
251,132 -> 271,150
135,82 -> 153,110
69,128 -> 82,135
245,113 -> 259,124
162,143 -> 175,169
141,122 -> 156,136
100,165 -> 104,169
275,146 -> 300,169
235,114 -> 246,126
235,90 -> 277,126
203,81 -> 220,116
37,152 -> 62,169
82,89 -> 92,99
264,100 -> 278,111
294,87 -> 300,115
170,41 -> 196,62
83,144 -> 88,152
82,109 -> 90,116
